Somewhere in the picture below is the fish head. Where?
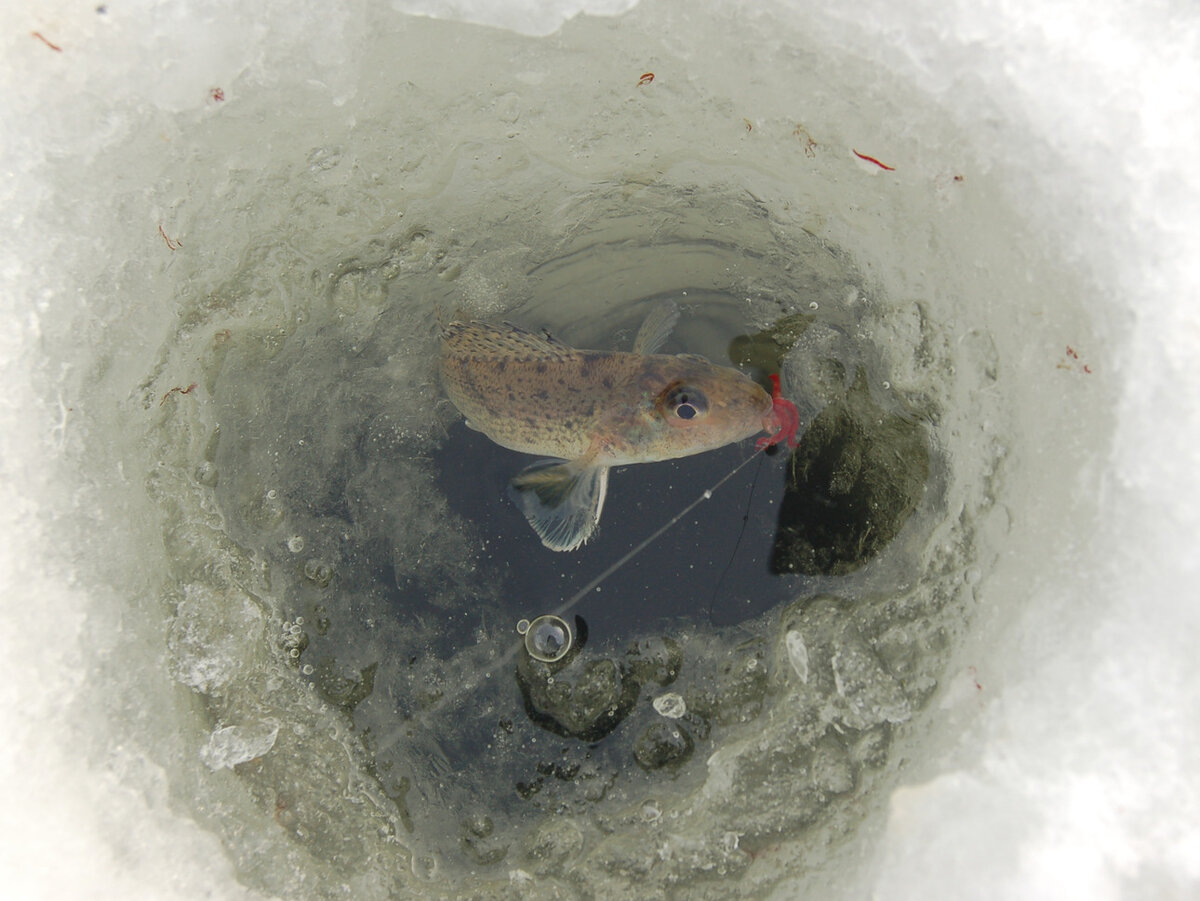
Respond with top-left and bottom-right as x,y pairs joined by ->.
618,354 -> 774,461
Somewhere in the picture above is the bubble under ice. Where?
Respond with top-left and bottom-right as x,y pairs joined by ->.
1,2 -> 1198,901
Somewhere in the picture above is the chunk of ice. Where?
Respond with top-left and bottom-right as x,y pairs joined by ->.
200,721 -> 280,771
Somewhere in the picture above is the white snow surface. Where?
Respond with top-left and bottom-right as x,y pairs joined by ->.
1,0 -> 1197,898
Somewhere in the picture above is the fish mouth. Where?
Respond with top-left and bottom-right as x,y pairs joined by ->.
755,385 -> 775,420
757,407 -> 779,440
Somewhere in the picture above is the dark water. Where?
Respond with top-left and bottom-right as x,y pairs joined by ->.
435,419 -> 796,638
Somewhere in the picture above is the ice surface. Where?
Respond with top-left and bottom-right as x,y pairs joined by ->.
1,0 -> 1199,898
201,721 -> 281,771
785,630 -> 809,683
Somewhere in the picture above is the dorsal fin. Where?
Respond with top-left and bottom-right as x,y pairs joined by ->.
436,305 -> 471,335
517,323 -> 571,352
633,301 -> 680,355
441,319 -> 575,362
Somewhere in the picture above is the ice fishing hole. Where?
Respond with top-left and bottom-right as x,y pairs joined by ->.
201,174 -> 957,880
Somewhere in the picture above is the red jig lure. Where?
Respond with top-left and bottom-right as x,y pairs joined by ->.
756,374 -> 802,450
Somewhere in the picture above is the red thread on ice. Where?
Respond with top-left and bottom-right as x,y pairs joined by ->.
852,148 -> 895,171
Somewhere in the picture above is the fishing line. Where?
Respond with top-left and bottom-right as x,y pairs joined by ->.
546,447 -> 767,622
707,450 -> 767,622
376,444 -> 772,752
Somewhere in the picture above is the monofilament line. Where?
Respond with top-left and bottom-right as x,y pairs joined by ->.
547,449 -> 767,623
376,446 -> 770,751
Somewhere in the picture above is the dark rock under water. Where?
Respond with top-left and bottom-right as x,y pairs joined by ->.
772,368 -> 930,576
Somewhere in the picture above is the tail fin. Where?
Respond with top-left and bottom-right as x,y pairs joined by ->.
508,459 -> 609,552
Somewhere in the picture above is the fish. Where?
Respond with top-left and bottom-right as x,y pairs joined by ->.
439,303 -> 800,551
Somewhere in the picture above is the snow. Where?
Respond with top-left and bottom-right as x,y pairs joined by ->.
2,0 -> 1197,897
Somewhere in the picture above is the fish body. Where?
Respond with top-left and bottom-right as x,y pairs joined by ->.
439,305 -> 778,551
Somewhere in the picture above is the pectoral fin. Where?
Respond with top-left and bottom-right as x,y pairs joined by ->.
508,458 -> 610,552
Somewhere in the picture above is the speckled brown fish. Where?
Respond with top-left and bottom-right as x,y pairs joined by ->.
440,303 -> 796,551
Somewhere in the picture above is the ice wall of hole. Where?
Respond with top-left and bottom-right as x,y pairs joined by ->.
165,163 -> 961,886
24,0 -> 1102,896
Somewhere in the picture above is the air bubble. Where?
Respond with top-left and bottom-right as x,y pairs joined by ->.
302,559 -> 333,587
411,854 -> 439,881
653,692 -> 687,719
522,615 -> 573,663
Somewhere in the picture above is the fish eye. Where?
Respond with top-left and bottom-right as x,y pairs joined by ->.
666,385 -> 708,421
